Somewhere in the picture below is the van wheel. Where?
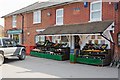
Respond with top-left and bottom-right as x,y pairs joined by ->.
18,50 -> 26,60
0,54 -> 4,66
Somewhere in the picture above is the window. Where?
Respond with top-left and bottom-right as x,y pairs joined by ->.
13,34 -> 20,44
0,39 -> 1,46
90,35 -> 104,44
35,35 -> 45,43
33,10 -> 41,24
90,0 -> 102,21
101,40 -> 105,44
91,35 -> 95,39
56,8 -> 64,25
61,36 -> 68,42
97,35 -> 102,39
12,15 -> 17,28
118,33 -> 120,46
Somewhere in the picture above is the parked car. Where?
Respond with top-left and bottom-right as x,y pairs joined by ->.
0,37 -> 26,65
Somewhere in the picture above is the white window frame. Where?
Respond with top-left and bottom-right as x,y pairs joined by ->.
90,0 -> 102,22
56,8 -> 64,25
35,35 -> 45,43
12,15 -> 17,28
35,29 -> 45,43
33,10 -> 41,24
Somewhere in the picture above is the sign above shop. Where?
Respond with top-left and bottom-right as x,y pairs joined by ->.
7,29 -> 22,34
84,2 -> 88,8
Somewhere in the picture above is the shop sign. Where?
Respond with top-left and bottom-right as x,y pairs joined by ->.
7,30 -> 22,34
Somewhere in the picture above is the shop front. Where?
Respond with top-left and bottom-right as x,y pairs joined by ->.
7,29 -> 22,44
31,20 -> 114,66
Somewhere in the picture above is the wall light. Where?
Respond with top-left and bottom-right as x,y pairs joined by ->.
47,12 -> 51,16
27,32 -> 30,36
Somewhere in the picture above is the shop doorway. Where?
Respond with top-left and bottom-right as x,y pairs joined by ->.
9,34 -> 21,44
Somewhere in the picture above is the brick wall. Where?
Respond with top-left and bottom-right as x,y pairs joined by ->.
4,2 -> 118,47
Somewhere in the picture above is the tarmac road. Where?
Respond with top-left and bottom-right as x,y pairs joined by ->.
1,56 -> 118,78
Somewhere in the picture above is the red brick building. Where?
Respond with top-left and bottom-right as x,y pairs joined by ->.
2,1 -> 120,60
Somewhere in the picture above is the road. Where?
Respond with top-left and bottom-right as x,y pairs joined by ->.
0,56 -> 118,78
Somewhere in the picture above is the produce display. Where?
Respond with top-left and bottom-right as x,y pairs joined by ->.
30,40 -> 70,61
76,43 -> 111,66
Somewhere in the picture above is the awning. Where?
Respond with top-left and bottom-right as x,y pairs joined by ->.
39,20 -> 113,35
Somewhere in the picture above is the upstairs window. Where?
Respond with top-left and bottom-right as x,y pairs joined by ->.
56,8 -> 64,25
90,0 -> 102,21
12,15 -> 17,28
33,10 -> 41,24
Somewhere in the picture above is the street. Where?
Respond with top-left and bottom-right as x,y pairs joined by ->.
1,56 -> 118,78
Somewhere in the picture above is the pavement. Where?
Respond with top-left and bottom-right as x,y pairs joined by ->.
0,56 -> 118,78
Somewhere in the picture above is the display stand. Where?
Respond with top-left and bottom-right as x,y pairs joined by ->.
30,40 -> 70,61
75,44 -> 112,66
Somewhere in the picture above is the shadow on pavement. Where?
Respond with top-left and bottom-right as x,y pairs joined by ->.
4,58 -> 20,64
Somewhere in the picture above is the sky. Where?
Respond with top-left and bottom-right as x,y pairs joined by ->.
0,0 -> 49,26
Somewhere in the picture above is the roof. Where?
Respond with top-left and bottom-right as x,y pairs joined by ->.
2,0 -> 74,18
39,20 -> 113,35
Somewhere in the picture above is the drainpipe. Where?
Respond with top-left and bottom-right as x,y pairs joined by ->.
113,2 -> 119,60
20,13 -> 24,45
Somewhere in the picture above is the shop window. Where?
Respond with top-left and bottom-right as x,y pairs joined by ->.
97,35 -> 102,39
12,15 -> 17,28
90,0 -> 102,21
57,36 -> 61,40
61,36 -> 68,42
88,40 -> 93,44
33,10 -> 41,24
13,34 -> 20,44
118,33 -> 120,46
9,35 -> 13,39
35,35 -> 45,43
91,35 -> 95,39
94,40 -> 98,44
52,36 -> 55,43
56,8 -> 64,25
101,40 -> 105,44
55,36 -> 61,43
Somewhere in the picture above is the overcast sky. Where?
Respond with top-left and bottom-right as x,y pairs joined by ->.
0,0 -> 49,26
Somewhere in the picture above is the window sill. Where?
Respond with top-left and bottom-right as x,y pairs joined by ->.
55,24 -> 64,26
88,20 -> 102,23
12,26 -> 16,28
33,22 -> 41,25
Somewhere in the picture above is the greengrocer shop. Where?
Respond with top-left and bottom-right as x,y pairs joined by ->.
30,20 -> 114,66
